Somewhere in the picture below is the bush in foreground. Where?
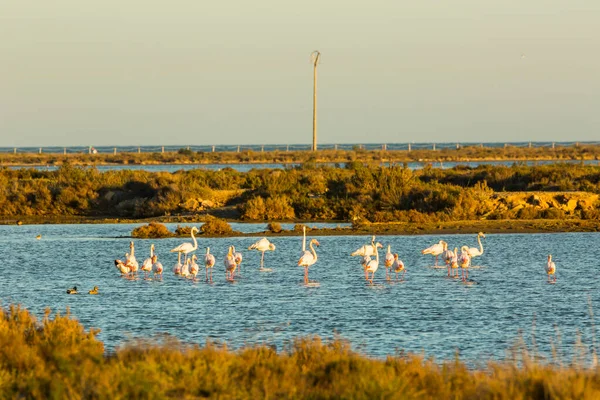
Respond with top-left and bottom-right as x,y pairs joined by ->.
2,305 -> 600,398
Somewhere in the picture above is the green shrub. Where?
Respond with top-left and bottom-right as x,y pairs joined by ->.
201,217 -> 233,235
131,222 -> 174,238
267,222 -> 282,233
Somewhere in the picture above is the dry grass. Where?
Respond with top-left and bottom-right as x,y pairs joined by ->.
3,305 -> 600,398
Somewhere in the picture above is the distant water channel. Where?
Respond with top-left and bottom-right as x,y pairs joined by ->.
7,159 -> 600,173
0,223 -> 598,365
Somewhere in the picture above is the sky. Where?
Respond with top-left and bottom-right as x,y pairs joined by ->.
1,1 -> 599,147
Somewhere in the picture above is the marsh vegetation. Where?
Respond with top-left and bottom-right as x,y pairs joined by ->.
2,305 -> 600,399
2,163 -> 600,229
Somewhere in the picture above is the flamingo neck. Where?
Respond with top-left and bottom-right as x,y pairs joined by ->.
477,235 -> 483,253
191,229 -> 197,250
150,246 -> 154,258
374,245 -> 379,264
309,241 -> 317,260
302,226 -> 306,252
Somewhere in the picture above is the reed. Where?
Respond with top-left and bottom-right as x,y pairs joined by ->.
2,304 -> 600,398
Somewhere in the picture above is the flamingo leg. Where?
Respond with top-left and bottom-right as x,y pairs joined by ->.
261,251 -> 265,269
435,255 -> 438,266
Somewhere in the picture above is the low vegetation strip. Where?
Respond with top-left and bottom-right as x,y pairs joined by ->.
2,144 -> 600,166
1,305 -> 599,399
1,163 -> 600,226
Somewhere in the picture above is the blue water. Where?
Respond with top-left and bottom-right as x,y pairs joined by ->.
0,223 -> 597,365
7,159 -> 600,173
1,141 -> 598,154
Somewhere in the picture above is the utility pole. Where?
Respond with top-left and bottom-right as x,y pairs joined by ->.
311,50 -> 321,152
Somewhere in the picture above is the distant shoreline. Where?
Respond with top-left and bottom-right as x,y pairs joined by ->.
2,217 -> 598,236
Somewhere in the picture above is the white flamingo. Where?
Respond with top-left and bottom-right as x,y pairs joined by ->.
421,240 -> 447,266
204,247 -> 216,282
298,226 -> 320,284
360,254 -> 371,280
170,227 -> 199,264
546,254 -> 556,283
189,254 -> 199,280
365,242 -> 382,284
141,244 -> 154,279
392,254 -> 405,281
442,244 -> 455,276
450,247 -> 459,278
114,259 -> 131,275
248,238 -> 276,270
181,258 -> 191,278
232,246 -> 243,275
459,246 -> 471,281
224,246 -> 237,280
152,254 -> 163,278
126,242 -> 139,274
384,245 -> 394,281
173,252 -> 183,275
466,232 -> 485,259
351,236 -> 379,257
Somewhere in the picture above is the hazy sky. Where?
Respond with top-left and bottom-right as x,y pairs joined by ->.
1,1 -> 599,146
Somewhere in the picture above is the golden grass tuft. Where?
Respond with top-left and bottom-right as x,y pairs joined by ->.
3,305 -> 600,398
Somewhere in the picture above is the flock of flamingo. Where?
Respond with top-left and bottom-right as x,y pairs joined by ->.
113,227 -> 558,285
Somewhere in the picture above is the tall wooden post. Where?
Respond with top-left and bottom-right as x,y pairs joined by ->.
311,51 -> 321,152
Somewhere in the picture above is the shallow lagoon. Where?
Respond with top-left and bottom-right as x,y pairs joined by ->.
0,224 -> 597,364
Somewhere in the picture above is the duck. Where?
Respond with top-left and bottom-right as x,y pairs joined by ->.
88,286 -> 99,295
36,234 -> 42,240
66,286 -> 78,294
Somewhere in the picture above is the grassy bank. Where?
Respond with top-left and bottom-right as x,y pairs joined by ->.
2,163 -> 600,232
1,304 -> 599,399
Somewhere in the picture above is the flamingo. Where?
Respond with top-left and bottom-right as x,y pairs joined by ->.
204,247 -> 215,283
466,232 -> 486,259
384,245 -> 394,281
546,254 -> 557,283
248,238 -> 276,270
173,252 -> 183,275
351,236 -> 379,257
224,246 -> 237,281
189,254 -> 199,280
459,246 -> 471,281
125,242 -> 139,274
114,259 -> 131,275
392,254 -> 405,281
181,258 -> 191,278
442,244 -> 455,276
170,226 -> 199,264
152,254 -> 163,278
450,247 -> 459,278
365,242 -> 382,284
298,226 -> 320,284
421,240 -> 446,266
232,246 -> 243,275
141,244 -> 154,279
360,255 -> 371,280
